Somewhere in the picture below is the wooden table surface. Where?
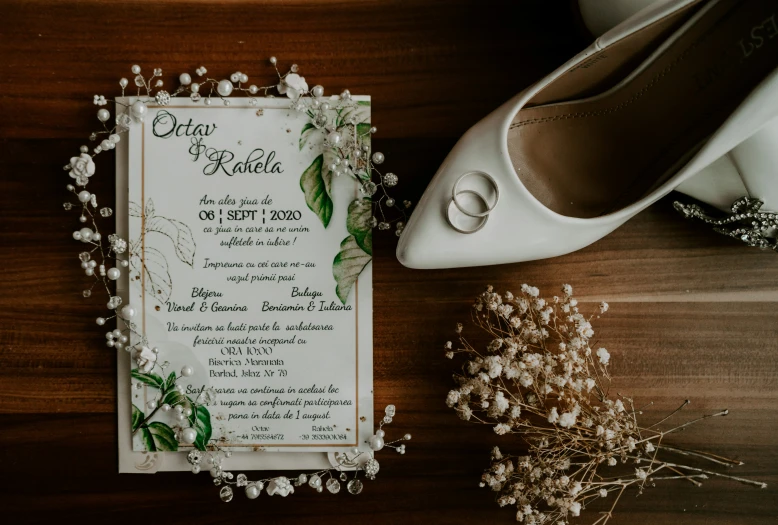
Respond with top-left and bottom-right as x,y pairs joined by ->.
1,1 -> 776,523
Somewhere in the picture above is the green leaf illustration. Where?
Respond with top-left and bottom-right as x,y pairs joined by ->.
145,215 -> 196,267
332,235 -> 372,304
163,371 -> 177,392
300,154 -> 333,228
346,199 -> 373,256
131,404 -> 144,432
161,388 -> 190,410
356,122 -> 371,150
299,122 -> 318,151
189,404 -> 213,451
141,421 -> 178,452
357,100 -> 371,106
140,427 -> 155,451
131,369 -> 165,390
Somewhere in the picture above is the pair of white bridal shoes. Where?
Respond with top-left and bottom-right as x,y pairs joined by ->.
397,0 -> 778,269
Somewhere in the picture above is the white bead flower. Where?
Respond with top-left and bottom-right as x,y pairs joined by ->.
69,153 -> 95,182
93,95 -> 107,106
135,345 -> 157,373
277,73 -> 308,100
265,476 -> 295,497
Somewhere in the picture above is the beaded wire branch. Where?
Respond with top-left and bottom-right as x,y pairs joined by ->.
444,285 -> 765,524
194,405 -> 411,502
63,60 -> 410,500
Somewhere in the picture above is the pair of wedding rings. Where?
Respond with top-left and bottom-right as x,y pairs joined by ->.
445,171 -> 500,234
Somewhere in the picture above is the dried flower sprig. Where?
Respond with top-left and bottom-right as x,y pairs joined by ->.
445,284 -> 766,524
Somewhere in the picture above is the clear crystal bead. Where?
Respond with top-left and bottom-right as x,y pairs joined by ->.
236,473 -> 248,487
314,114 -> 328,128
153,68 -> 162,76
116,113 -> 132,132
63,202 -> 73,211
385,404 -> 396,417
100,207 -> 113,217
326,478 -> 340,494
383,415 -> 393,424
308,474 -> 322,489
339,472 -> 348,481
347,479 -> 363,495
79,252 -> 91,262
219,485 -> 233,502
134,74 -> 145,87
378,222 -> 390,231
82,290 -> 91,298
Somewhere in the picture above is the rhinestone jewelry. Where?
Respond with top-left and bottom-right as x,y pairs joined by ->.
675,196 -> 778,251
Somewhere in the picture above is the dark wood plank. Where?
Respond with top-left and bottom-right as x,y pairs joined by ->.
0,0 -> 585,140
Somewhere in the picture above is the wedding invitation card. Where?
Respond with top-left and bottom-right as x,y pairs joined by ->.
116,97 -> 373,472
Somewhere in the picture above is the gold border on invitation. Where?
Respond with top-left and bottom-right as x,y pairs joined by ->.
139,107 -> 360,449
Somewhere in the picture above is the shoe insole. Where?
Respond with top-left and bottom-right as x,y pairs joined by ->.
508,0 -> 778,218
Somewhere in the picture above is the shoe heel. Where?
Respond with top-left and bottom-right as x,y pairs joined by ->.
676,117 -> 778,211
729,117 -> 778,210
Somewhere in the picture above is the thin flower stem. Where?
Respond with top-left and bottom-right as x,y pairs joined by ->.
647,399 -> 690,429
627,456 -> 767,489
665,465 -> 704,487
592,485 -> 626,525
661,409 -> 729,435
657,444 -> 744,467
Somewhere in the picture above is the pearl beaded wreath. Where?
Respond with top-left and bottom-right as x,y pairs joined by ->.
64,60 -> 410,500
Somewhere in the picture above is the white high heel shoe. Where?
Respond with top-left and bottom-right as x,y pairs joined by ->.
397,0 -> 778,269
578,0 -> 778,212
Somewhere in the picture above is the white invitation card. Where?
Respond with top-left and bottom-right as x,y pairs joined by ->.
116,97 -> 373,472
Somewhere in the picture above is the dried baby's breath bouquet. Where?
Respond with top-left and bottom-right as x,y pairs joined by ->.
445,284 -> 765,525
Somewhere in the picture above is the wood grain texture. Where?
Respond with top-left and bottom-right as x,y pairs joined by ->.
0,1 -> 777,523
